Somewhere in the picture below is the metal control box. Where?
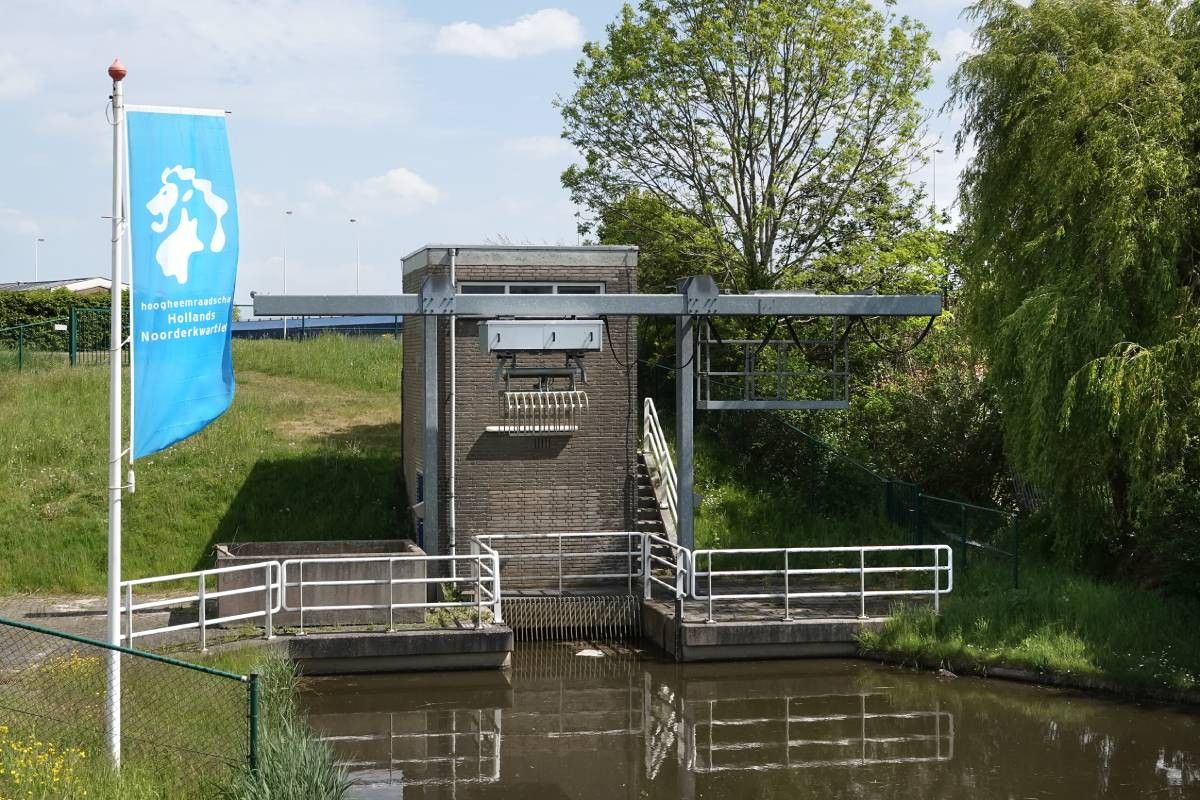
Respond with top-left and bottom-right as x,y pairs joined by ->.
479,319 -> 604,353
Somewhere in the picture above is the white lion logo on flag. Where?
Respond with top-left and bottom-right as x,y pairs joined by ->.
145,165 -> 229,285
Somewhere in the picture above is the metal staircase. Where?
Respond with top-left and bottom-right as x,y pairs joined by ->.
635,455 -> 672,540
639,398 -> 678,542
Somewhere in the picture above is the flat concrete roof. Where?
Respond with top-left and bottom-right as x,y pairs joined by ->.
401,244 -> 639,274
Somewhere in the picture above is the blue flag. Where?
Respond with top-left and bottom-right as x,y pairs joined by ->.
127,108 -> 238,459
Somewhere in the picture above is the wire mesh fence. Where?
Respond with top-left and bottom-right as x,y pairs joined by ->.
778,419 -> 1021,589
0,616 -> 255,797
912,494 -> 1020,586
0,307 -> 128,371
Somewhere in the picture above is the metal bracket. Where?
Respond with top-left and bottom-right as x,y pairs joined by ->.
419,274 -> 456,315
677,275 -> 720,315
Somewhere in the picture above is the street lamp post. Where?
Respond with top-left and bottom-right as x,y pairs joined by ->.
282,210 -> 293,339
34,237 -> 45,282
349,218 -> 360,294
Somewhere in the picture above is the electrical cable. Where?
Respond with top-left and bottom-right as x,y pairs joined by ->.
859,315 -> 937,356
606,314 -> 697,371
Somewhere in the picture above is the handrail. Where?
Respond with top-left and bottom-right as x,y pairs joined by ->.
279,553 -> 501,633
642,533 -> 689,600
473,532 -> 643,596
642,398 -> 679,536
691,544 -> 952,622
120,561 -> 282,651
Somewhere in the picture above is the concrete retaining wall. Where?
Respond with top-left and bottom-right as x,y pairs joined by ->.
214,539 -> 426,628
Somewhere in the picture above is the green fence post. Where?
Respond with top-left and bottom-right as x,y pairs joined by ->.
68,307 -> 78,367
959,504 -> 968,574
1012,515 -> 1020,589
884,480 -> 894,524
16,329 -> 23,371
914,493 -> 924,546
248,672 -> 260,773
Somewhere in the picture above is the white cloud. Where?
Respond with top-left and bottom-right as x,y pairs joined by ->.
435,9 -> 583,59
0,53 -> 38,99
503,135 -> 575,160
0,208 -> 40,236
308,167 -> 441,215
935,28 -> 977,72
360,168 -> 441,204
0,1 -> 425,128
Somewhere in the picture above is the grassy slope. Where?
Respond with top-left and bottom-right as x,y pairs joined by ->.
692,427 -> 1200,693
0,336 -> 405,594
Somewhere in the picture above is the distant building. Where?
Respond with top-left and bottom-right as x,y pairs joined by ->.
0,277 -> 128,295
231,315 -> 403,340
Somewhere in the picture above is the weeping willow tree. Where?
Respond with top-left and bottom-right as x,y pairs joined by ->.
954,0 -> 1200,579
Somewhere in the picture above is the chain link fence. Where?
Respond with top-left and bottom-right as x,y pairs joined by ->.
0,616 -> 255,797
0,307 -> 129,371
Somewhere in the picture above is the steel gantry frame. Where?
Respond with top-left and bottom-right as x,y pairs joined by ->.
253,274 -> 941,552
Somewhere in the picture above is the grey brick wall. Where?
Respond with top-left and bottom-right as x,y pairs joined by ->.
401,247 -> 639,584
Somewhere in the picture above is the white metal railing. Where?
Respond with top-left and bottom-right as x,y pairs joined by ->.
118,540 -> 952,650
119,561 -> 281,651
691,545 -> 953,622
688,693 -> 953,772
642,533 -> 689,600
472,532 -> 644,595
279,553 -> 501,633
642,398 -> 678,536
315,708 -> 502,787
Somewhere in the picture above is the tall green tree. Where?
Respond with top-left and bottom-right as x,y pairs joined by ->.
560,0 -> 937,291
954,0 -> 1200,573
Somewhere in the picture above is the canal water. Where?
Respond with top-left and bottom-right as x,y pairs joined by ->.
299,643 -> 1200,799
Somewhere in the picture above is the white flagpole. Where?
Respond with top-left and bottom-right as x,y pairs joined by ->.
106,57 -> 127,769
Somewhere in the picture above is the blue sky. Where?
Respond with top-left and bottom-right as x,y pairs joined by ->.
0,1 -> 977,305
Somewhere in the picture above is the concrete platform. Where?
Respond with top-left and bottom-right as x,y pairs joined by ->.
281,625 -> 514,675
642,600 -> 886,662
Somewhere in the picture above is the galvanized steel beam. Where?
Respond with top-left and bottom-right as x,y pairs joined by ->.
675,308 -> 696,552
253,290 -> 941,318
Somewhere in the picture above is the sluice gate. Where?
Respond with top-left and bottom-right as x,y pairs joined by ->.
502,594 -> 642,643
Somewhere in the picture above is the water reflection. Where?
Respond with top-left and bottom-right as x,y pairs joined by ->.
299,645 -> 1200,799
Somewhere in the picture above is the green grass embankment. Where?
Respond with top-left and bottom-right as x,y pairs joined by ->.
0,336 -> 406,594
691,430 -> 1200,695
0,645 -> 347,800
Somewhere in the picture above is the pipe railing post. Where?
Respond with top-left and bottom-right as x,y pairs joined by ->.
706,553 -> 714,623
492,552 -> 503,624
642,535 -> 652,600
387,558 -> 395,632
198,575 -> 207,652
474,555 -> 483,629
557,534 -> 563,595
783,550 -> 791,621
858,550 -> 867,619
298,561 -> 305,635
264,564 -> 274,640
933,547 -> 940,614
626,533 -> 632,596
